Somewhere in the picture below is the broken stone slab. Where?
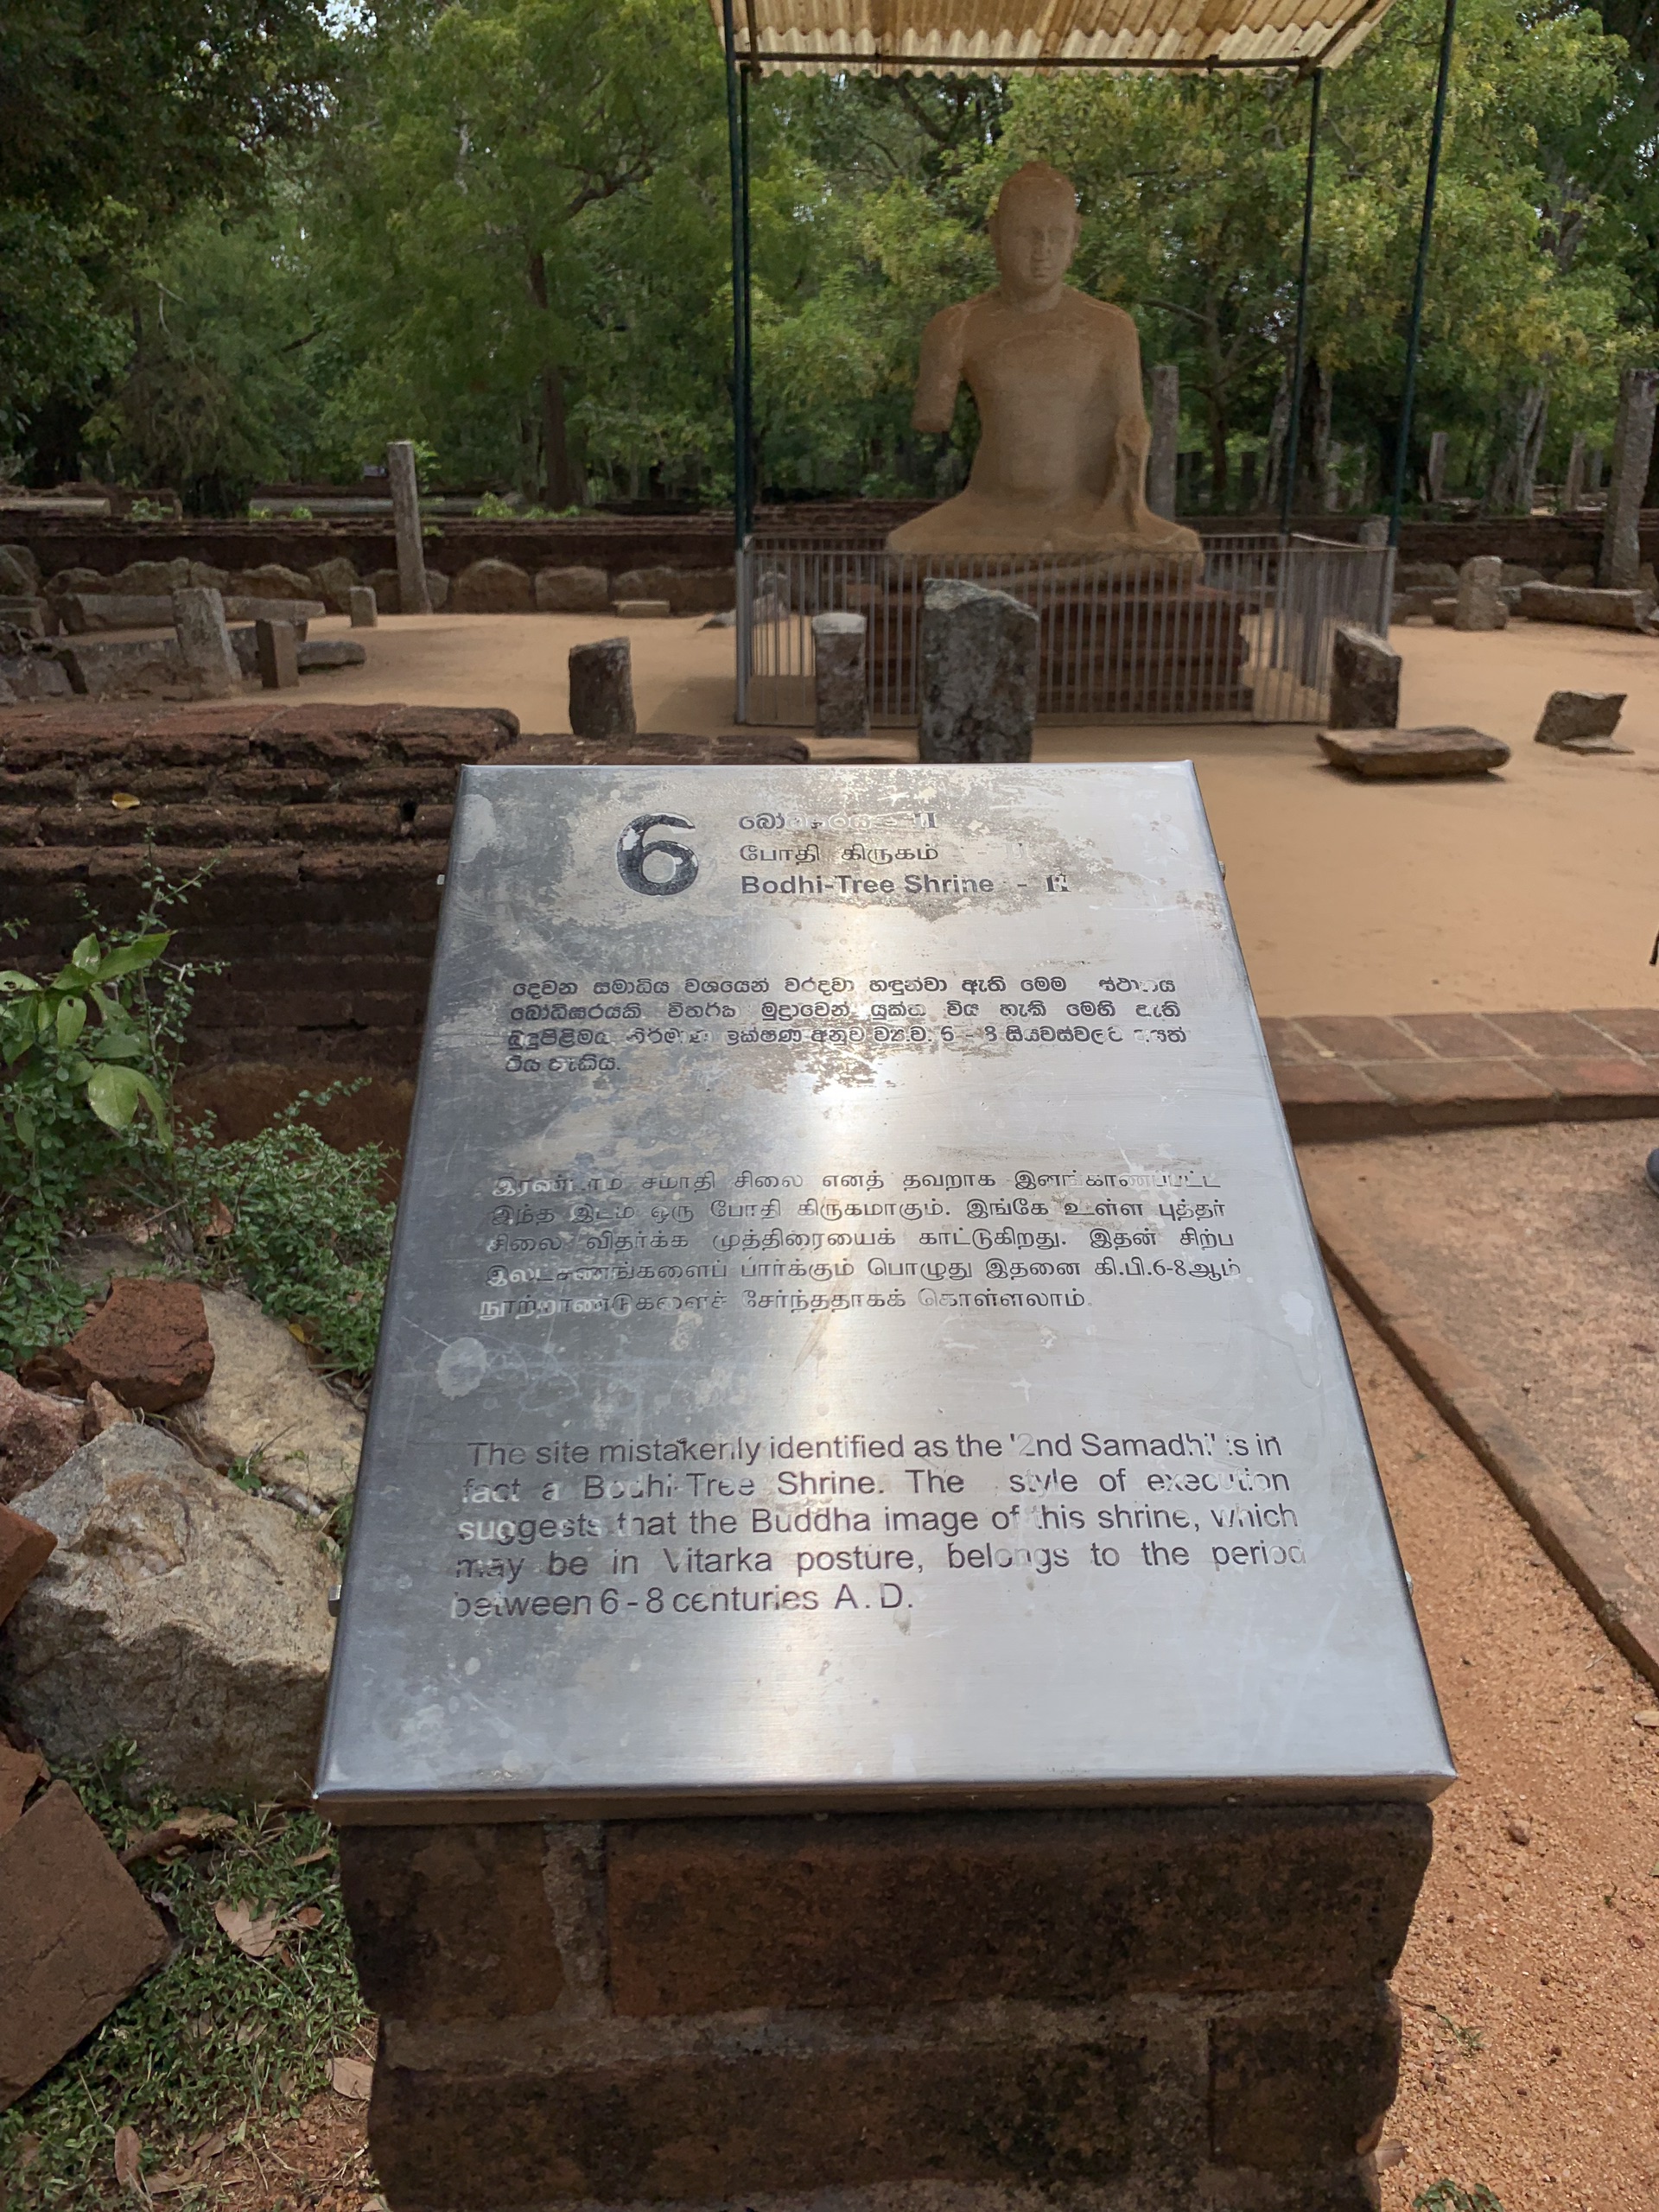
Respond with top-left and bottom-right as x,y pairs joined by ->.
52,636 -> 185,698
1453,556 -> 1506,631
0,544 -> 40,594
172,1286 -> 362,1504
172,587 -> 240,696
0,1497 -> 56,1623
1518,582 -> 1657,631
614,599 -> 671,619
812,612 -> 869,740
0,1425 -> 335,1800
255,617 -> 300,690
0,596 -> 46,637
1327,625 -> 1400,730
0,1743 -> 46,1834
535,565 -> 609,613
0,1782 -> 172,2112
1316,726 -> 1511,779
54,1277 -> 214,1413
1535,690 -> 1626,747
348,585 -> 378,627
918,578 -> 1039,764
308,555 -> 361,613
0,1371 -> 86,1503
297,638 -> 367,672
569,636 -> 635,739
0,650 -> 73,700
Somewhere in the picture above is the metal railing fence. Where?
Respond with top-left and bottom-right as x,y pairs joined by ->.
735,531 -> 1393,726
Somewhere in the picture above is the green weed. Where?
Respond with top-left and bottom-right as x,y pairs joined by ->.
1413,2183 -> 1506,2212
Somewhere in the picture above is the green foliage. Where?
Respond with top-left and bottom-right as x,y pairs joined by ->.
1413,2184 -> 1506,2212
175,1093 -> 395,1379
0,919 -> 183,1367
0,1745 -> 369,2210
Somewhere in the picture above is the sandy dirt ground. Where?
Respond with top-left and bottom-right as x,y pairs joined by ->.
283,608 -> 1659,1016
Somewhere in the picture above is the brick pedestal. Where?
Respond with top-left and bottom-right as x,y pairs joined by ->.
340,1802 -> 1430,2212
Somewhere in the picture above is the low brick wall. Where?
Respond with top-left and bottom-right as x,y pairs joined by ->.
0,702 -> 806,1072
340,1802 -> 1429,2212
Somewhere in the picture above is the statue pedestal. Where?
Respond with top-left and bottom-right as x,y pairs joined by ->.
847,566 -> 1251,719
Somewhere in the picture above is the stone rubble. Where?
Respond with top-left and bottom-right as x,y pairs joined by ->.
52,1277 -> 215,1413
0,1371 -> 86,1503
0,1497 -> 56,1622
1534,690 -> 1627,747
173,1286 -> 362,1504
1317,726 -> 1510,779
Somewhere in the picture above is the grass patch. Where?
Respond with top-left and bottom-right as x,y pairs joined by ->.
0,1745 -> 369,2209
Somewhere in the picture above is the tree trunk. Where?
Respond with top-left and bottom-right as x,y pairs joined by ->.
526,250 -> 580,508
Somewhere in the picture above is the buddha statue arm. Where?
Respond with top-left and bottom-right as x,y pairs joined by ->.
910,303 -> 970,434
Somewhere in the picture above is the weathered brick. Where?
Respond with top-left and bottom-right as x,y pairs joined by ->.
334,765 -> 456,802
252,729 -> 373,768
116,732 -> 247,771
604,1805 -> 1431,2018
0,846 -> 95,887
0,768 -> 76,800
276,803 -> 402,842
0,808 -> 41,844
1488,1009 -> 1625,1058
300,845 -> 445,885
1584,1007 -> 1659,1055
1297,1015 -> 1427,1063
0,1500 -> 57,1623
222,765 -> 332,801
339,1824 -> 564,2023
1208,1988 -> 1400,2169
411,804 -> 454,839
1391,1010 -> 1516,1059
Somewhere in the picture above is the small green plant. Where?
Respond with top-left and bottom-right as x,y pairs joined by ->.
473,490 -> 518,518
287,505 -> 314,520
1413,2184 -> 1506,2212
1432,2009 -> 1484,2056
246,503 -> 273,519
0,1745 -> 370,2209
125,498 -> 171,522
176,1090 -> 395,1378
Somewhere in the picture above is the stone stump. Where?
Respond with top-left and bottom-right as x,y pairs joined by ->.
170,588 -> 239,697
253,618 -> 299,690
919,578 -> 1039,763
1452,556 -> 1505,632
340,1801 -> 1431,2212
1535,690 -> 1626,747
1147,365 -> 1179,519
811,612 -> 869,739
569,636 -> 636,740
348,587 -> 378,629
1327,625 -> 1401,729
387,441 -> 433,617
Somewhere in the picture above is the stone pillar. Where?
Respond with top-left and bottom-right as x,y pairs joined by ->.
1426,430 -> 1448,505
1452,555 -> 1505,632
918,579 -> 1038,764
348,587 -> 378,629
1587,447 -> 1604,494
1562,433 -> 1586,513
569,636 -> 635,739
388,441 -> 433,616
170,588 -> 239,697
1328,625 -> 1401,728
1599,369 -> 1659,588
811,612 -> 868,739
1356,517 -> 1389,549
1147,365 -> 1179,519
340,1802 -> 1430,2212
253,618 -> 299,690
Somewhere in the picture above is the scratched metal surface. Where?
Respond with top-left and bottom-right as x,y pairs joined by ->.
315,763 -> 1452,1820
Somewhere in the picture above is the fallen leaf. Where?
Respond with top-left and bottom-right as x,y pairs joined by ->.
285,1903 -> 324,1930
188,2132 -> 229,2161
292,1844 -> 332,1866
146,2172 -> 189,2196
111,792 -> 142,810
200,1198 -> 234,1239
330,2056 -> 374,2101
1374,2140 -> 1408,2171
215,1899 -> 282,1959
121,1808 -> 238,1866
13,2135 -> 41,2175
114,2125 -> 143,2190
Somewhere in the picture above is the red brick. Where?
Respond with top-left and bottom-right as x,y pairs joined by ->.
340,1824 -> 564,2023
101,769 -> 216,801
1258,1017 -> 1319,1065
0,847 -> 94,887
0,807 -> 41,844
395,733 -> 504,764
411,804 -> 454,838
0,769 -> 76,799
1579,1007 -> 1659,1054
1297,1015 -> 1427,1061
1391,1010 -> 1515,1058
116,732 -> 247,770
1487,1009 -> 1630,1058
1377,1057 -> 1554,1124
0,1783 -> 171,2108
1209,1988 -> 1400,2169
0,1500 -> 57,1624
58,1278 -> 214,1413
0,1372 -> 85,1505
335,766 -> 454,801
252,730 -> 373,768
1274,1061 -> 1399,1141
1528,1057 -> 1659,1106
222,765 -> 331,801
276,803 -> 401,842
300,845 -> 444,884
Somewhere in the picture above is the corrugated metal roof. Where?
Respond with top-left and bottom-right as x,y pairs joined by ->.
714,0 -> 1395,73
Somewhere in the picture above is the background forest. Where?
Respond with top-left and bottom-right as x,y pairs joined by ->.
3,0 -> 1659,515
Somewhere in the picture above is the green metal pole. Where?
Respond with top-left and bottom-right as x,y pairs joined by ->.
1388,0 -> 1457,546
740,63 -> 755,536
721,0 -> 747,548
1279,67 -> 1322,536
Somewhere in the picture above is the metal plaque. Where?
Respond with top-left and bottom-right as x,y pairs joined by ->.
316,763 -> 1452,1821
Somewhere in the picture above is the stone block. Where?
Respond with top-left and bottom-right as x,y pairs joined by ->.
54,1276 -> 214,1411
1208,1988 -> 1400,2169
223,595 -> 321,626
1534,689 -> 1626,746
308,556 -> 360,613
569,637 -> 635,739
1394,561 -> 1458,589
171,586 -> 240,697
1452,556 -> 1505,631
231,563 -> 315,601
534,565 -> 610,613
1326,626 -> 1400,730
297,639 -> 367,672
0,1783 -> 171,2112
365,567 -> 448,615
811,611 -> 868,739
0,1498 -> 56,1623
348,586 -> 378,628
0,1371 -> 86,1503
1518,582 -> 1656,631
254,618 -> 300,690
173,1285 -> 361,1503
60,592 -> 178,633
0,544 -> 41,594
614,565 -> 736,616
918,577 -> 1039,763
605,1804 -> 1432,2018
615,599 -> 671,619
1317,727 -> 1510,779
452,558 -> 534,613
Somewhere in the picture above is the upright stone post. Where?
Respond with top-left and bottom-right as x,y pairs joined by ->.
253,617 -> 299,690
348,586 -> 378,629
1599,368 -> 1659,588
1147,365 -> 1179,519
1426,430 -> 1448,505
1452,555 -> 1505,631
170,587 -> 239,697
1561,433 -> 1586,512
1357,517 -> 1389,549
569,636 -> 635,739
811,613 -> 868,740
918,579 -> 1038,763
1328,624 -> 1401,728
388,441 -> 433,616
1586,447 -> 1604,494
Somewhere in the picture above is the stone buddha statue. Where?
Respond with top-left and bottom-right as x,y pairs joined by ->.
888,162 -> 1200,564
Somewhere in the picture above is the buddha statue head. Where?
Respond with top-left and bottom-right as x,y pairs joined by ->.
988,163 -> 1083,307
